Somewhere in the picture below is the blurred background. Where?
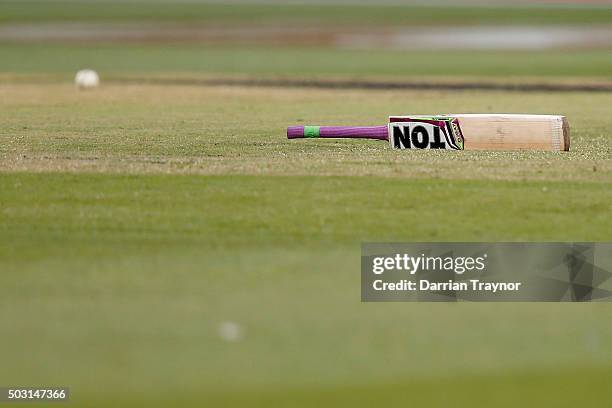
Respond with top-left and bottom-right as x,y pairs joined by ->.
1,0 -> 611,83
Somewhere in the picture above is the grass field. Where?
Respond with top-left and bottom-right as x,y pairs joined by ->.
2,45 -> 612,78
1,1 -> 611,407
2,2 -> 612,25
2,173 -> 611,406
2,83 -> 611,407
2,84 -> 610,180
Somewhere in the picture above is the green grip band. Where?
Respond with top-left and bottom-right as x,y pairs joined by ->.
303,126 -> 320,138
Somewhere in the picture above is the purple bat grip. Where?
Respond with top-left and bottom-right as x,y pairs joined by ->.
287,126 -> 388,140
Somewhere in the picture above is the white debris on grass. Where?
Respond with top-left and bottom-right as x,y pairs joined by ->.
218,321 -> 243,343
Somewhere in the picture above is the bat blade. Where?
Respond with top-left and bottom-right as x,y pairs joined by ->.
287,114 -> 570,151
389,114 -> 569,151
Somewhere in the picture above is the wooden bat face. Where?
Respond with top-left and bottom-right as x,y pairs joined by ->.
389,114 -> 569,151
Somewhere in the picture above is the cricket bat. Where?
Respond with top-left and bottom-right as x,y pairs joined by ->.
287,114 -> 570,151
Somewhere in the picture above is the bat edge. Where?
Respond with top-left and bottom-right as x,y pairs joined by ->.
562,116 -> 571,152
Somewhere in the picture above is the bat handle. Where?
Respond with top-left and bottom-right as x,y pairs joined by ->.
287,125 -> 388,140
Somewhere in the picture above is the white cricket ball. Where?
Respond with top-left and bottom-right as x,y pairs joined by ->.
74,69 -> 100,89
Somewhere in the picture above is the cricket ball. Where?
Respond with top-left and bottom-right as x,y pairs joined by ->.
75,69 -> 100,89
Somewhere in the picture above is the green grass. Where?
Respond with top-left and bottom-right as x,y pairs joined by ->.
209,367 -> 612,407
1,1 -> 611,25
1,83 -> 610,181
1,44 -> 612,78
0,81 -> 611,406
1,173 -> 611,407
0,8 -> 611,402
